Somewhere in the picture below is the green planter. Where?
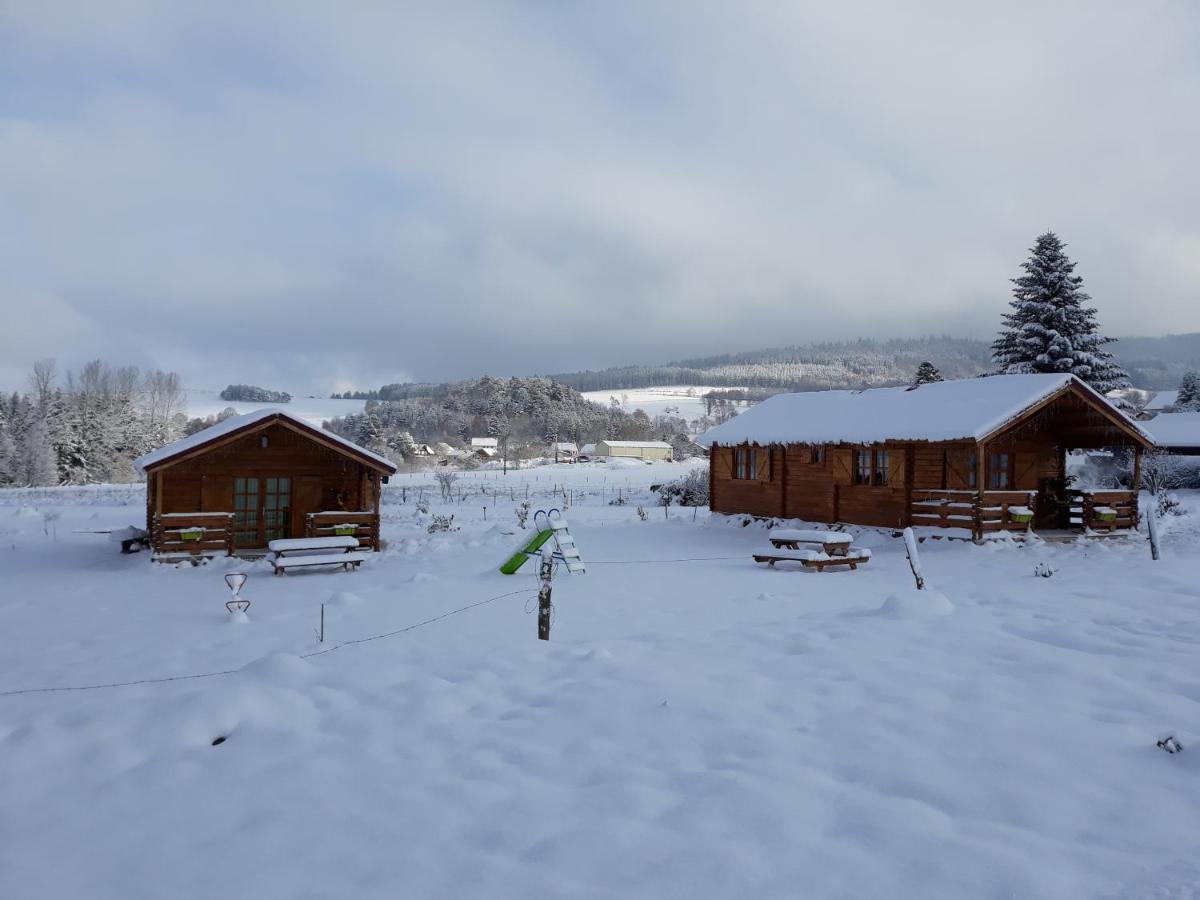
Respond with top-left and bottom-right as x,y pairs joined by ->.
180,528 -> 205,542
334,525 -> 357,537
1094,508 -> 1117,522
1009,511 -> 1033,524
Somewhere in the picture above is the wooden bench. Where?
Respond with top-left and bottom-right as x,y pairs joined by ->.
753,546 -> 872,571
767,529 -> 853,556
268,536 -> 366,575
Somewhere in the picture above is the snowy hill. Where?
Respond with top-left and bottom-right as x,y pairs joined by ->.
552,333 -> 1200,393
184,389 -> 366,426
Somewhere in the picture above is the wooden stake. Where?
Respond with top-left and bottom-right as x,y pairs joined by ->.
319,603 -> 325,643
1147,500 -> 1161,561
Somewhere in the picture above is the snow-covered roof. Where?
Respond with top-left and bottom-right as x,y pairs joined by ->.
134,408 -> 396,474
697,374 -> 1151,447
1146,411 -> 1200,449
579,444 -> 597,455
1146,390 -> 1179,411
553,442 -> 579,452
470,437 -> 498,448
599,440 -> 673,449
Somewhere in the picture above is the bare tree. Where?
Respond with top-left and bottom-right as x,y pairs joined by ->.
28,359 -> 56,412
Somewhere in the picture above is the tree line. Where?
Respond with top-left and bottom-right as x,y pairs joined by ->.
0,360 -> 186,486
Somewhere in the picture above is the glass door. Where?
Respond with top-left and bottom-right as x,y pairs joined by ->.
233,477 -> 260,547
232,477 -> 292,547
263,477 -> 291,543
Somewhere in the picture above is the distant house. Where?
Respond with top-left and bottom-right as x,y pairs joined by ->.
474,447 -> 498,459
596,440 -> 674,461
470,437 -> 498,449
698,374 -> 1152,537
133,408 -> 396,557
1148,412 -> 1200,456
412,444 -> 435,456
579,443 -> 597,457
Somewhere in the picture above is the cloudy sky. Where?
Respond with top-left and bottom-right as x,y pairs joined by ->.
3,1 -> 1198,394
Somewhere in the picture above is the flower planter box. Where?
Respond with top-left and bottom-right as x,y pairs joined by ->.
1093,507 -> 1117,522
333,525 -> 357,537
1007,506 -> 1034,525
180,528 -> 206,542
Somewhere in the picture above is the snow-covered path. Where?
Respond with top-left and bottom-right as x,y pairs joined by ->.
2,480 -> 1199,899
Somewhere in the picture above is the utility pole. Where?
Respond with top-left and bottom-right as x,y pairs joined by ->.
537,548 -> 554,641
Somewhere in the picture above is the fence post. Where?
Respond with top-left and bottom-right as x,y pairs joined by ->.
1147,499 -> 1161,561
902,527 -> 925,590
537,549 -> 554,641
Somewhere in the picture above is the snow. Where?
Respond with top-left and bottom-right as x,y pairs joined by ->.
582,385 -> 735,421
1146,390 -> 1179,412
133,408 -> 396,474
184,388 -> 367,426
3,475 -> 1200,898
698,373 -> 1151,447
769,529 -> 852,545
1147,411 -> 1200,449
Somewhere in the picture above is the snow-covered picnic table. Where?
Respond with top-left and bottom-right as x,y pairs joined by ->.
768,529 -> 853,555
268,536 -> 365,575
752,546 -> 872,571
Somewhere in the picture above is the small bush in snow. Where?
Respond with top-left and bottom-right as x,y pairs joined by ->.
1034,562 -> 1057,578
654,468 -> 710,508
1157,735 -> 1183,754
428,514 -> 458,533
636,505 -> 647,521
515,501 -> 531,529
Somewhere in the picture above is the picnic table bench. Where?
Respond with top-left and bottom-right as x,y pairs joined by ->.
268,536 -> 366,575
752,546 -> 872,571
754,529 -> 869,571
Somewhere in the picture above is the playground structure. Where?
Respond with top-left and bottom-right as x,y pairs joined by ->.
500,509 -> 586,575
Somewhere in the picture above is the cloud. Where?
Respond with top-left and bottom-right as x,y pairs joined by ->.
2,1 -> 1199,395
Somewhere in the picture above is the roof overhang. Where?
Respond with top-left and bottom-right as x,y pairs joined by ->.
140,413 -> 397,475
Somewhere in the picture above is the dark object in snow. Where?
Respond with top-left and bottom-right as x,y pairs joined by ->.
211,735 -> 227,746
1034,562 -> 1057,578
1157,735 -> 1183,754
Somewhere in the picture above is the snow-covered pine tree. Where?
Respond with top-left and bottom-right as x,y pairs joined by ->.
1175,371 -> 1200,411
913,361 -> 943,385
992,232 -> 1127,391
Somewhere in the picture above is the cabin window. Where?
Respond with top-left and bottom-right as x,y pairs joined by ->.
734,447 -> 756,480
263,477 -> 292,542
873,450 -> 890,486
810,444 -> 825,464
734,446 -> 770,480
988,452 -> 1013,490
967,454 -> 978,489
854,447 -> 890,486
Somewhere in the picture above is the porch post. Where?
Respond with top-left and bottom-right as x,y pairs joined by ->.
1132,445 -> 1143,526
974,441 -> 986,541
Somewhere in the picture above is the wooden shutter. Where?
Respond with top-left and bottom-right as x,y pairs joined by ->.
756,448 -> 771,481
831,448 -> 854,485
200,475 -> 234,513
1014,453 -> 1038,490
945,448 -> 970,488
887,450 -> 906,487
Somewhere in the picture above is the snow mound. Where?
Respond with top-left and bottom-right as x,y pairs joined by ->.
238,652 -> 314,683
876,588 -> 954,618
328,590 -> 365,607
11,507 -> 41,518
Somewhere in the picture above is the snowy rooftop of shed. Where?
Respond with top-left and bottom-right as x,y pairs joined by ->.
1146,390 -> 1179,411
1146,411 -> 1200,449
600,440 -> 673,448
133,408 -> 396,474
698,374 -> 1148,447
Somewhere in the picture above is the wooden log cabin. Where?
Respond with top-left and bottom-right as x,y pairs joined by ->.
133,409 -> 397,559
700,374 -> 1154,539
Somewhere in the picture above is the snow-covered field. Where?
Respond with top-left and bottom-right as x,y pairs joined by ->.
3,471 -> 1200,899
184,388 -> 366,426
582,385 -> 743,421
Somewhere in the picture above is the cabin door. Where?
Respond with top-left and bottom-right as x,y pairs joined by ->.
233,476 -> 292,548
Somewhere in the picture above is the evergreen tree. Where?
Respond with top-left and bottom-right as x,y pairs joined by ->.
992,231 -> 1127,391
913,361 -> 943,385
1175,371 -> 1200,411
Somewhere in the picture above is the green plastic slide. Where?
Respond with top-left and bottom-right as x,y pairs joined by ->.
499,528 -> 555,574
